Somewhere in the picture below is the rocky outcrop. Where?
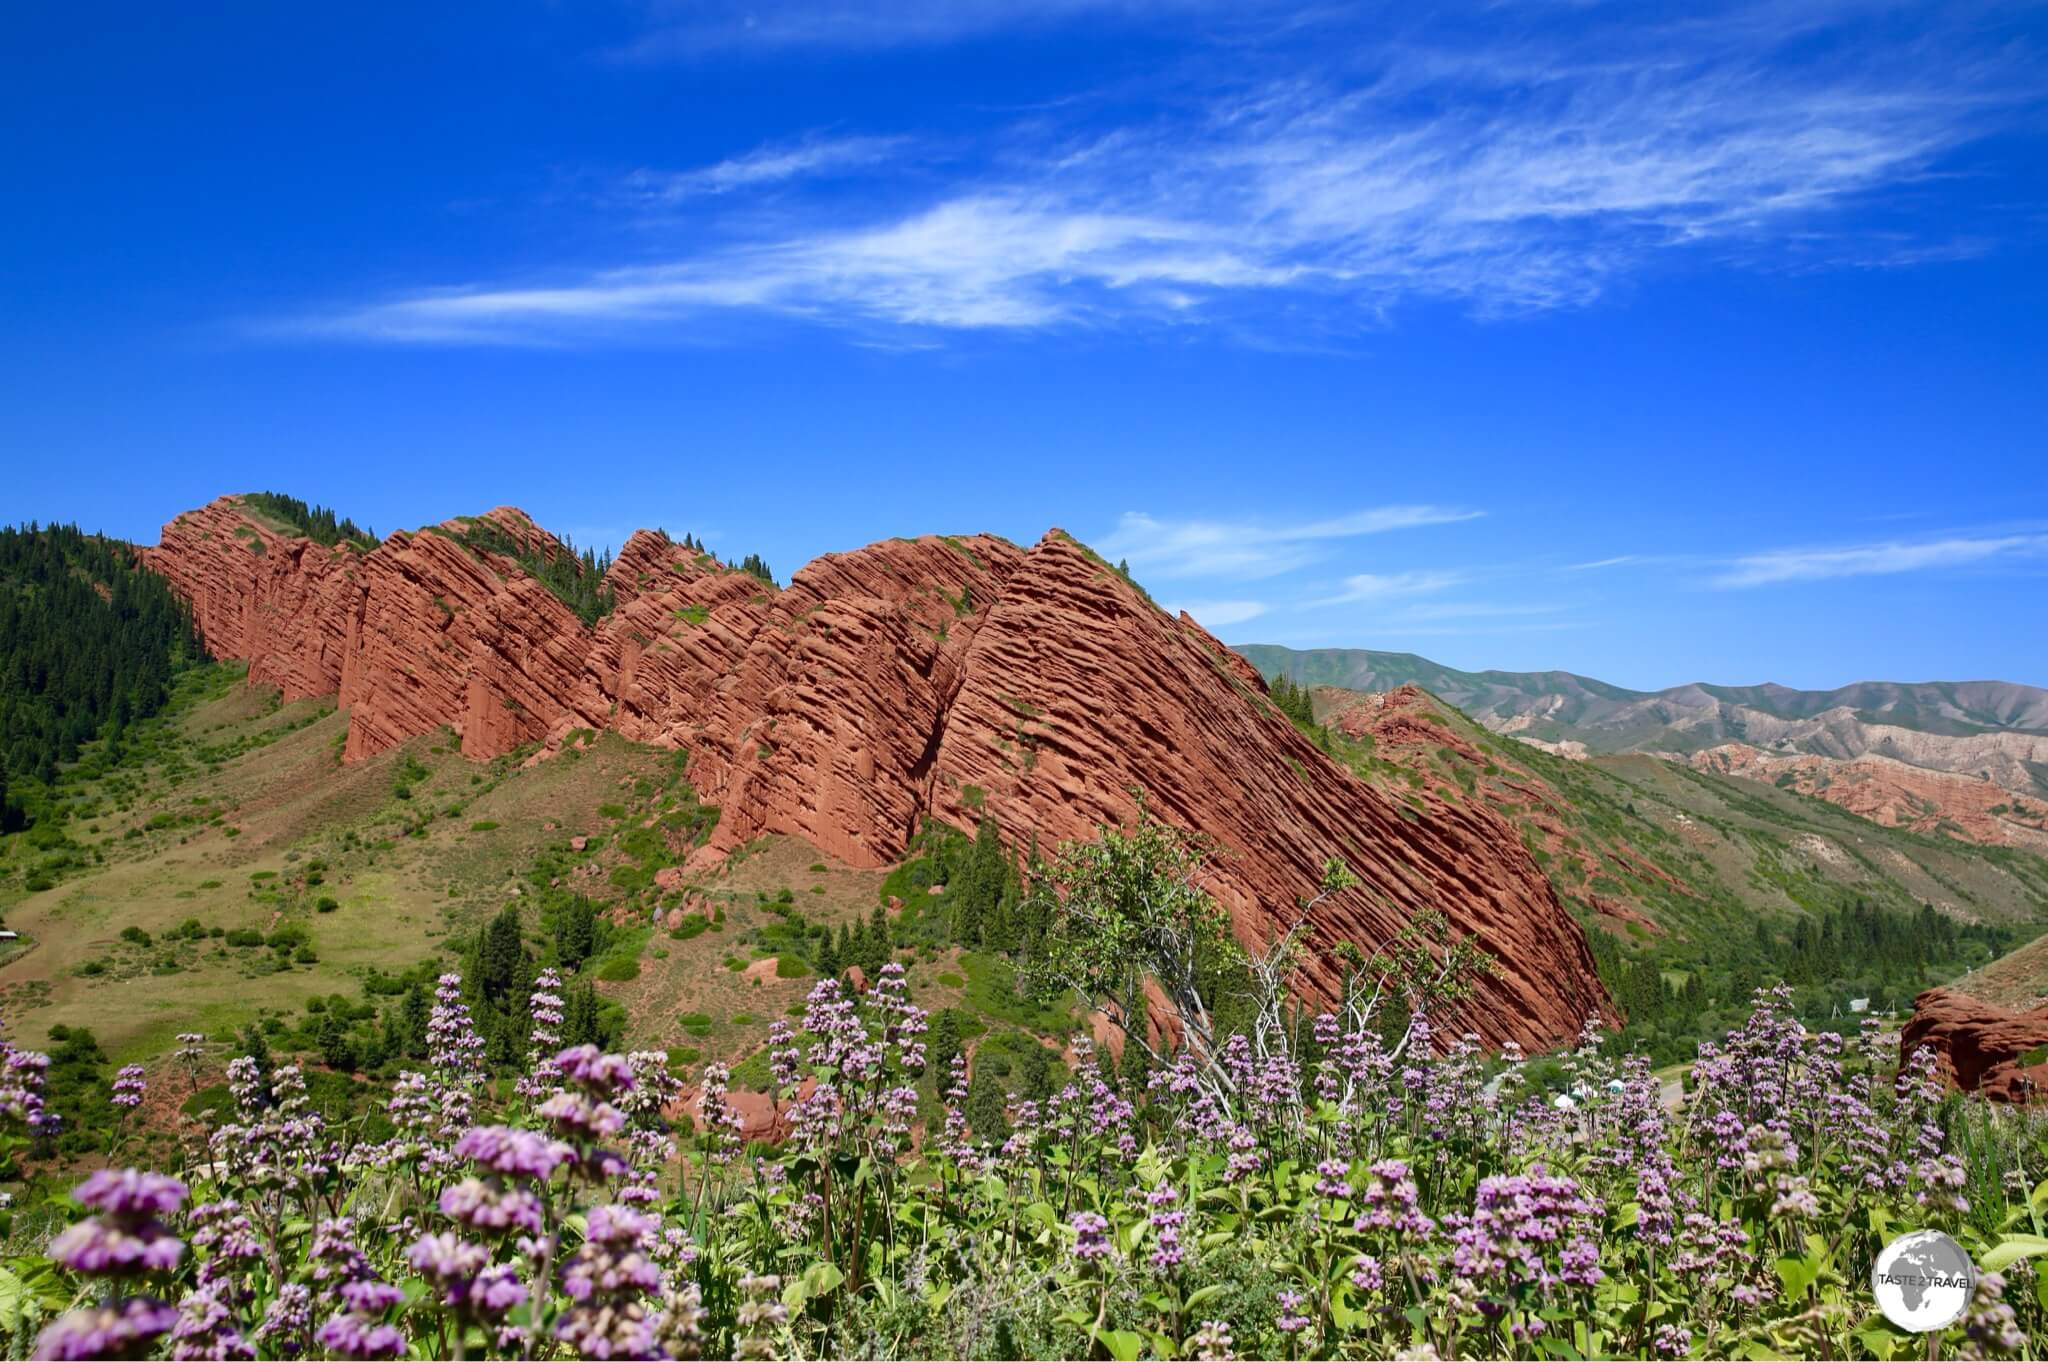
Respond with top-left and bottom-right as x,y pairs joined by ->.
1322,684 -> 1683,920
145,497 -> 1610,1051
1903,987 -> 2048,1103
1688,743 -> 2048,849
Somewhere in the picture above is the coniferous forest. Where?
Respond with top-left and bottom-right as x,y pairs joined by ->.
238,492 -> 378,550
452,518 -> 618,626
0,523 -> 205,828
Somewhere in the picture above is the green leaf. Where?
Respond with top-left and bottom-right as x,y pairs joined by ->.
1094,1328 -> 1145,1362
1979,1233 -> 2048,1273
802,1261 -> 846,1299
0,1268 -> 29,1336
8,1259 -> 69,1314
1537,1338 -> 1584,1360
1774,1255 -> 1818,1297
1182,1285 -> 1224,1310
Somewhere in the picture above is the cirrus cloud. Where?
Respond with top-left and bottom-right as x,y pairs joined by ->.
1099,506 -> 1481,581
1713,532 -> 2048,588
289,3 -> 2031,346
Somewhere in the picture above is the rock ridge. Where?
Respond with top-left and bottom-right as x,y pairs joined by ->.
145,496 -> 1610,1050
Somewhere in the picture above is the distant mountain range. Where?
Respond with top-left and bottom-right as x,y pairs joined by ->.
1241,645 -> 2048,846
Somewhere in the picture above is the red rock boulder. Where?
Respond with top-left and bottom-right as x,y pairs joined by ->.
1902,987 -> 2048,1102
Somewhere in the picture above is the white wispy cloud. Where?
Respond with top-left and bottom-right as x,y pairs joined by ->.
1713,532 -> 2048,587
295,4 -> 2024,343
618,0 -> 1237,57
1163,598 -> 1268,627
1309,569 -> 1463,606
1567,555 -> 1639,571
620,134 -> 910,201
1099,506 -> 1478,580
1392,601 -> 1563,622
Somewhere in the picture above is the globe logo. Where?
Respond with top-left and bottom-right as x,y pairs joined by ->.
1871,1230 -> 1974,1333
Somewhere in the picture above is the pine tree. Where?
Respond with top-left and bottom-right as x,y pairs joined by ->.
562,981 -> 607,1047
556,896 -> 596,970
485,1007 -> 522,1070
1017,1042 -> 1054,1103
237,1025 -> 275,1104
360,1018 -> 392,1072
479,905 -> 523,1005
399,980 -> 431,1060
966,1060 -> 1009,1145
862,905 -> 891,972
317,1014 -> 358,1073
928,1010 -> 963,1083
817,928 -> 842,981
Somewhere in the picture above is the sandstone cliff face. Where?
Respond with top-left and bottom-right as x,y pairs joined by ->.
147,497 -> 1609,1051
1903,987 -> 2048,1103
1688,743 -> 2048,850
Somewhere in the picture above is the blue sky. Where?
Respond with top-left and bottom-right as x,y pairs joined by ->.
3,1 -> 2045,690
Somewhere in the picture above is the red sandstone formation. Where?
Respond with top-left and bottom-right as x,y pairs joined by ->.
1323,684 -> 1682,919
145,495 -> 1610,1051
1690,743 -> 2048,849
1902,988 -> 2048,1103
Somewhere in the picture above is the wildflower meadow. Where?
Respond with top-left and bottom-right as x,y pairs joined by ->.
2,819 -> 2046,1360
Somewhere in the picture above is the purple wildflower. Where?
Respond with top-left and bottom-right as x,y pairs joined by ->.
35,1298 -> 180,1360
1070,1210 -> 1111,1263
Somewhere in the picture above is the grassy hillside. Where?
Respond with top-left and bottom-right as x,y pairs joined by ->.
1947,931 -> 2048,1010
0,662 -> 1080,1148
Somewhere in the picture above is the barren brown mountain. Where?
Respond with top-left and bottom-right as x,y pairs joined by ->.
1246,645 -> 2048,849
143,495 -> 1611,1051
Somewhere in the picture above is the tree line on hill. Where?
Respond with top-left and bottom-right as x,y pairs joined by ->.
1586,897 -> 2018,1064
453,519 -> 618,627
0,523 -> 206,830
239,492 -> 377,549
1269,674 -> 1317,728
